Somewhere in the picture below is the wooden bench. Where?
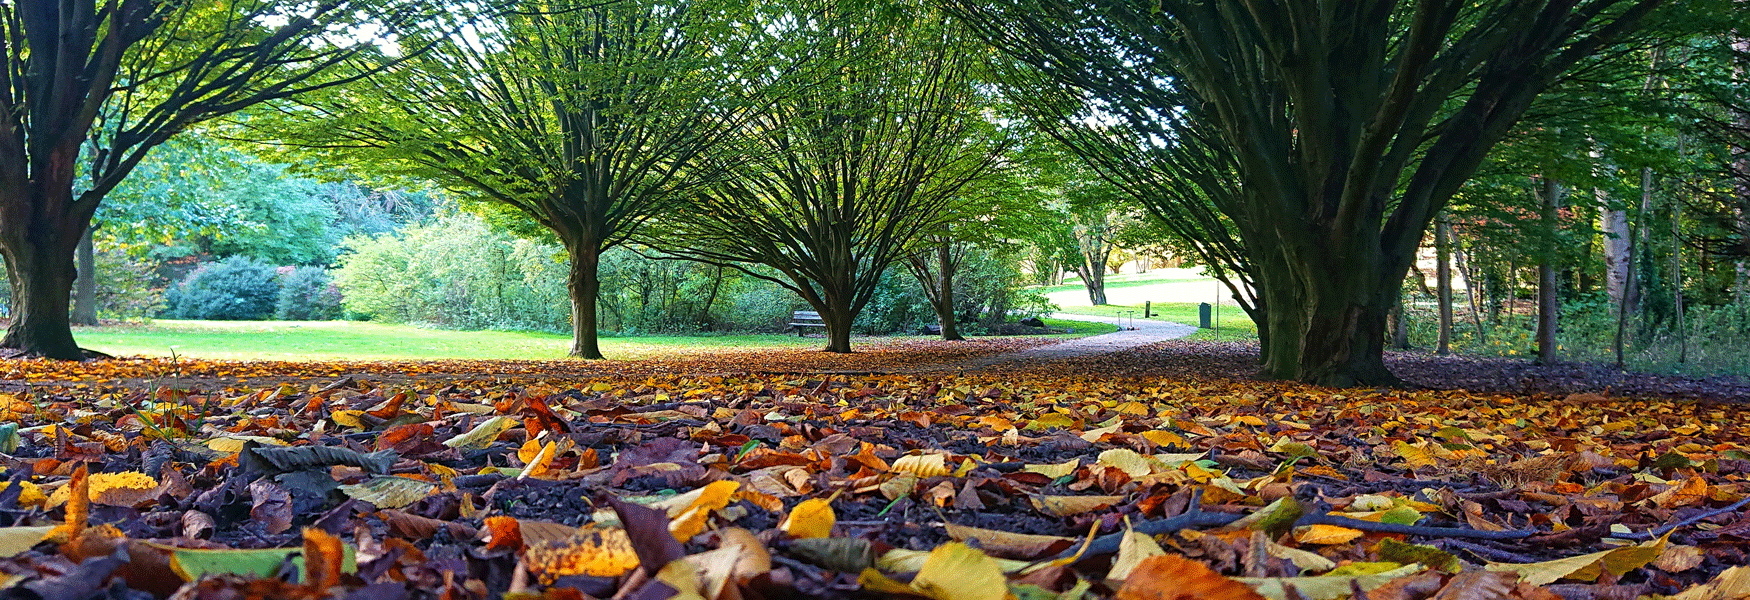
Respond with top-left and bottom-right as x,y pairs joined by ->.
788,310 -> 828,336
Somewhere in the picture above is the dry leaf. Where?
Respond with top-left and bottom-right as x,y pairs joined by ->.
781,498 -> 834,539
1117,554 -> 1267,600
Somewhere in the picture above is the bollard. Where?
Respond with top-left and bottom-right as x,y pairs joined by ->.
1144,301 -> 1151,318
1198,303 -> 1212,329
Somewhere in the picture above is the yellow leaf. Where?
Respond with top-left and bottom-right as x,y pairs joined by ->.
892,454 -> 951,478
1025,413 -> 1077,431
1140,430 -> 1188,447
1113,401 -> 1151,416
1107,526 -> 1166,580
205,436 -> 288,453
1392,440 -> 1439,468
782,498 -> 835,539
525,524 -> 641,581
1097,449 -> 1161,478
47,471 -> 156,509
907,543 -> 1014,600
1021,459 -> 1079,479
1673,565 -> 1750,600
1292,524 -> 1365,545
1030,495 -> 1124,517
0,482 -> 45,509
667,481 -> 739,542
329,410 -> 367,429
442,416 -> 514,450
1485,533 -> 1667,586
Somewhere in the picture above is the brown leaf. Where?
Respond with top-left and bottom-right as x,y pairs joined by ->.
1116,554 -> 1268,600
609,495 -> 686,575
248,480 -> 294,534
1429,570 -> 1516,600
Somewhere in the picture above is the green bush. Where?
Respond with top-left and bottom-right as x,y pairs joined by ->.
333,215 -> 571,332
275,266 -> 344,321
163,256 -> 280,320
95,246 -> 169,321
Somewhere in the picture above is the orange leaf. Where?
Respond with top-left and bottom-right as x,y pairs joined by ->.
1116,554 -> 1267,600
303,527 -> 344,590
483,516 -> 524,553
65,463 -> 89,539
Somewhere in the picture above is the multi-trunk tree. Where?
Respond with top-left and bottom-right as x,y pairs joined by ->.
263,0 -> 761,358
659,3 -> 1004,353
948,0 -> 1671,385
0,0 -> 421,359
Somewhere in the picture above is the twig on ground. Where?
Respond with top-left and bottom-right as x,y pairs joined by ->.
1301,514 -> 1538,540
1620,496 -> 1750,541
1048,512 -> 1243,563
1431,539 -> 1539,564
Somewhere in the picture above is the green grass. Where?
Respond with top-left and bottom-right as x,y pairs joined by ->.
1035,269 -> 1208,296
1053,302 -> 1259,341
1039,317 -> 1120,336
74,317 -> 1119,361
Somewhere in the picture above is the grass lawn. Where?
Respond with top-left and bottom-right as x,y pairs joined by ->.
1052,301 -> 1259,342
1034,268 -> 1208,296
74,317 -> 1116,361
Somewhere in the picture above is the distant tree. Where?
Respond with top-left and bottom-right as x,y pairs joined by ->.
657,3 -> 1005,353
0,0 -> 424,359
947,0 -> 1673,385
262,0 -> 763,358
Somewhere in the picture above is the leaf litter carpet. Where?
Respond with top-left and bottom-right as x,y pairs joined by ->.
0,336 -> 1746,600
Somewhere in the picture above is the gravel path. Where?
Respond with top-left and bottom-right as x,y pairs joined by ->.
924,313 -> 1199,372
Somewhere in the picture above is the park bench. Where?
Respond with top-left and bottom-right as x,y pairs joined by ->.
788,310 -> 828,336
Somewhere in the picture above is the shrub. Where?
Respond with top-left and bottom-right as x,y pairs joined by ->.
163,256 -> 280,320
333,215 -> 570,332
275,266 -> 344,321
95,246 -> 168,321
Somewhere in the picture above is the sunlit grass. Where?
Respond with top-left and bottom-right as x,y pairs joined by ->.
75,317 -> 1116,361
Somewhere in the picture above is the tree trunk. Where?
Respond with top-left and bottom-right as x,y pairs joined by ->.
1616,167 -> 1653,367
935,243 -> 963,341
1,232 -> 84,360
73,227 -> 98,326
1,181 -> 90,360
699,266 -> 724,330
565,241 -> 604,359
822,302 -> 854,353
1436,214 -> 1453,355
1536,178 -> 1561,365
1252,245 -> 1399,387
1389,294 -> 1409,350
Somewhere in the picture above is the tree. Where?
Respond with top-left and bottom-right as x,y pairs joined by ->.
262,0 -> 760,359
658,2 -> 1004,353
0,0 -> 422,359
946,0 -> 1671,385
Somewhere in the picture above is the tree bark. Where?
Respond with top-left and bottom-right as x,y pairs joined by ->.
1389,294 -> 1410,350
822,301 -> 854,353
565,241 -> 605,359
1,224 -> 85,360
935,244 -> 963,341
73,227 -> 98,326
1436,214 -> 1453,355
1536,178 -> 1562,365
1251,245 -> 1399,387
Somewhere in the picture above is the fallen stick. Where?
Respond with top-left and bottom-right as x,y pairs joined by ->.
1619,496 -> 1750,541
1303,513 -> 1538,540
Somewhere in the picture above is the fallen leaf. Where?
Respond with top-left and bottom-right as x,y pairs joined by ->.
1118,554 -> 1267,600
